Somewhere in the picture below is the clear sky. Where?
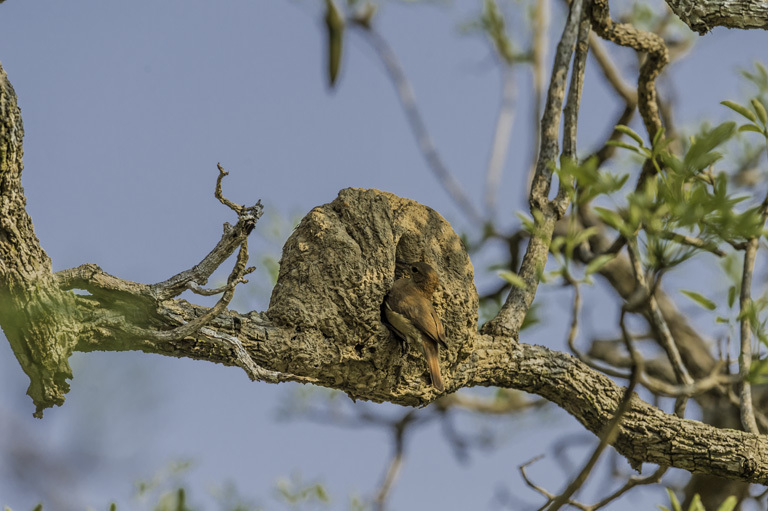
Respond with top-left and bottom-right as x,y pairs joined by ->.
0,1 -> 766,510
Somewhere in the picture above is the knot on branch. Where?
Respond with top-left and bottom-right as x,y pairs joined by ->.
267,188 -> 478,398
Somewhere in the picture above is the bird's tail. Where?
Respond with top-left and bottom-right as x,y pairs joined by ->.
422,338 -> 445,392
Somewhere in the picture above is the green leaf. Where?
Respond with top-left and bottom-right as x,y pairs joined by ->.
728,285 -> 737,309
751,98 -> 768,126
721,100 -> 757,123
684,122 -> 736,171
614,124 -> 645,146
498,270 -> 527,290
739,123 -> 765,135
584,254 -> 615,275
680,290 -> 717,311
605,140 -> 642,154
325,0 -> 346,88
688,494 -> 705,511
715,495 -> 738,511
666,488 -> 682,511
594,207 -> 630,236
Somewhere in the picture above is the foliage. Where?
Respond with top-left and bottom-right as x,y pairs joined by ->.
658,488 -> 737,511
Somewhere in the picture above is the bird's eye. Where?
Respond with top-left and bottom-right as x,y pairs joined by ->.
411,266 -> 419,273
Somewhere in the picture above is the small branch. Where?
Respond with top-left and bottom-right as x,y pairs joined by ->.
659,231 -> 726,257
519,456 -> 589,511
105,242 -> 253,343
215,163 -> 245,215
185,273 -> 253,296
737,179 -> 768,434
565,275 -> 632,379
554,1 -> 591,216
544,310 -> 642,511
351,24 -> 484,226
626,240 -> 693,384
641,362 -> 735,398
529,0 -> 586,209
739,238 -> 760,433
198,326 -> 297,384
482,0 -> 586,338
587,465 -> 668,510
587,34 -> 636,106
590,0 -> 668,144
151,165 -> 263,300
373,411 -> 415,511
485,67 -> 517,216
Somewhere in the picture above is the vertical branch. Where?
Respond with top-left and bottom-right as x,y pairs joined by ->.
352,25 -> 484,226
739,233 -> 761,434
736,148 -> 768,433
483,0 -> 585,337
626,239 -> 692,416
524,0 -> 550,198
528,0 -> 585,209
485,67 -> 517,216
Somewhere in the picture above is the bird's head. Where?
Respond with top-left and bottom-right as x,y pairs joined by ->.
408,261 -> 440,295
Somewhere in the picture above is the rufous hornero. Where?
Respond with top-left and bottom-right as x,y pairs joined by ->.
384,261 -> 448,392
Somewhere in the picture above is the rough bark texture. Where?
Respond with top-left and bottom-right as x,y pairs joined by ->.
664,0 -> 768,34
2,13 -> 768,489
0,64 -> 81,417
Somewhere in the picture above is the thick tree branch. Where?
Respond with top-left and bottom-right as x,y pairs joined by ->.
663,0 -> 768,34
72,299 -> 768,485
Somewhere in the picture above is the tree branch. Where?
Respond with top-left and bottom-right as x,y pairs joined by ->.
663,0 -> 768,34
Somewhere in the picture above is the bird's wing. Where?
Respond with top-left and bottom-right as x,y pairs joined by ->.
384,302 -> 420,344
387,283 -> 447,348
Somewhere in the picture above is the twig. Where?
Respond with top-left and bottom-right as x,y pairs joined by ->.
659,230 -> 725,257
586,465 -> 668,510
555,0 -> 591,215
519,456 -> 590,511
565,274 -> 632,379
151,164 -> 263,300
373,411 -> 415,511
544,309 -> 642,511
587,34 -> 636,106
626,240 -> 691,382
739,237 -> 761,434
485,67 -> 517,216
482,0 -> 586,337
198,326 -> 297,384
351,24 -> 484,226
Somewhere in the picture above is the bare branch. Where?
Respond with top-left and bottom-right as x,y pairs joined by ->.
658,231 -> 726,257
485,67 -> 517,216
482,0 -> 586,337
739,236 -> 761,434
373,412 -> 415,511
351,23 -> 484,226
150,165 -> 263,301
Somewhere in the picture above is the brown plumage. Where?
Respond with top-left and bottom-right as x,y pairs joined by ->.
384,262 -> 448,392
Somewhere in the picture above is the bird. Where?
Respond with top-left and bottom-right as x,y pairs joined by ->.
384,261 -> 449,392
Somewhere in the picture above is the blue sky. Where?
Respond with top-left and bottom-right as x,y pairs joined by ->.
0,1 -> 766,510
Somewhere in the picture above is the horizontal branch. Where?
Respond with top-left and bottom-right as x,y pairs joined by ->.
75,298 -> 768,485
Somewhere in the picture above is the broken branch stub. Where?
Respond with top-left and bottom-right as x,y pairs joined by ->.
267,188 -> 477,395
